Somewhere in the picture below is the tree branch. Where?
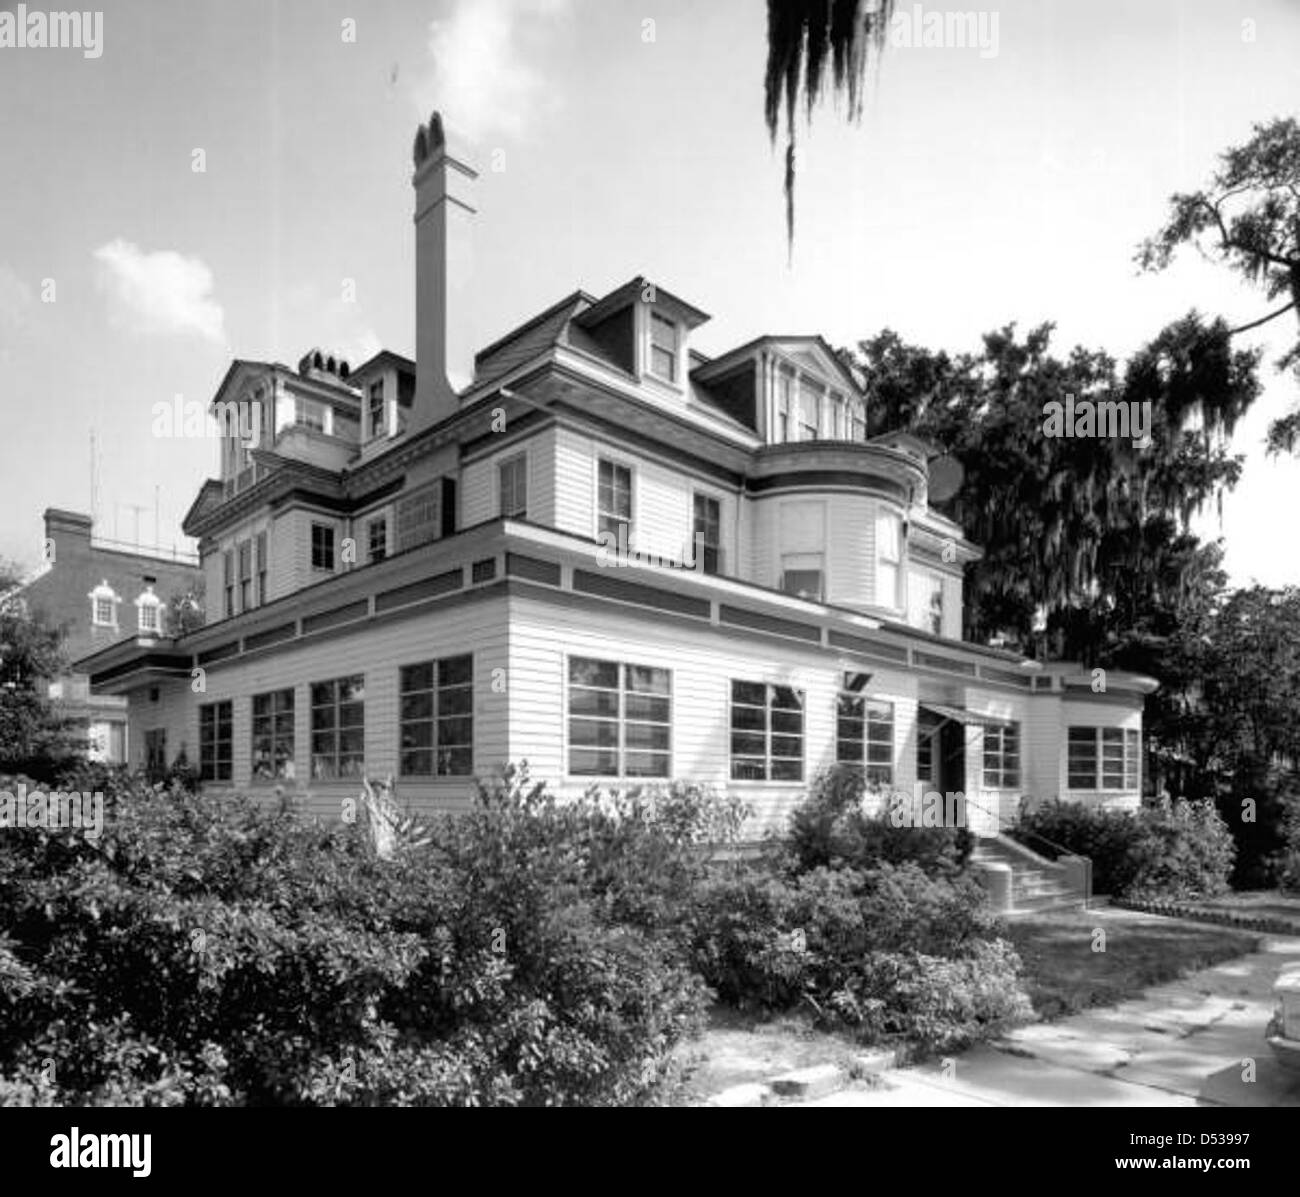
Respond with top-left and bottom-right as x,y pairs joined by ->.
1225,300 -> 1298,337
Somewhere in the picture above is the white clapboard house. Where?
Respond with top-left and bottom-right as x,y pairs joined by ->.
78,113 -> 1155,847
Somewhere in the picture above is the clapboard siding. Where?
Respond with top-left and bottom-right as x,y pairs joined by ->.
151,596 -> 509,822
552,426 -> 594,537
507,592 -> 923,837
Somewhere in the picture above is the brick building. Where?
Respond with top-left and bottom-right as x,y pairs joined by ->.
6,509 -> 202,765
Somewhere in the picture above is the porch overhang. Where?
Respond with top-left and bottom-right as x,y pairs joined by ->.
919,701 -> 1013,728
73,636 -> 191,696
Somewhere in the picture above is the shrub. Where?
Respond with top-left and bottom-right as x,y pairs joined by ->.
784,765 -> 973,880
1013,796 -> 1234,900
0,767 -> 714,1106
688,860 -> 1028,1049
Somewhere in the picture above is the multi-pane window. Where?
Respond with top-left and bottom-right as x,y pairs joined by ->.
597,459 -> 632,544
399,655 -> 473,777
310,675 -> 364,780
876,513 -> 901,608
730,681 -> 804,781
368,517 -> 387,563
649,312 -> 678,381
368,380 -> 386,439
1068,726 -> 1141,790
137,593 -> 161,634
94,596 -> 114,625
255,531 -> 267,604
223,549 -> 234,618
693,493 -> 721,574
499,454 -> 527,519
238,539 -> 252,611
311,523 -> 335,571
982,722 -> 1021,789
252,689 -> 295,780
568,657 -> 671,778
836,693 -> 895,786
199,700 -> 233,782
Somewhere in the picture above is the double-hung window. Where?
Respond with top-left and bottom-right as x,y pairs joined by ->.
693,493 -> 721,574
597,459 -> 632,545
311,523 -> 335,571
649,312 -> 678,381
499,454 -> 527,519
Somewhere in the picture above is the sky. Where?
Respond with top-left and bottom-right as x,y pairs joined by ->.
0,0 -> 1297,588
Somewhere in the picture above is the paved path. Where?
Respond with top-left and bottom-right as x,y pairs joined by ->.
795,931 -> 1300,1108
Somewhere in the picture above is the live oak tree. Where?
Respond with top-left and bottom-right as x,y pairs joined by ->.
849,315 -> 1259,664
1139,117 -> 1300,453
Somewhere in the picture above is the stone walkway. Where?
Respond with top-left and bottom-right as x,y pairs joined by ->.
795,932 -> 1300,1107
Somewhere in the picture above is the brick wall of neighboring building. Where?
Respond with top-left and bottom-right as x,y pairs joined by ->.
8,509 -> 203,763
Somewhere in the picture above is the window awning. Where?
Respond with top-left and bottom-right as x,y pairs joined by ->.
919,702 -> 1013,728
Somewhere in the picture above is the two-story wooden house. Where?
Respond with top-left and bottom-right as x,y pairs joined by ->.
77,113 -> 1155,839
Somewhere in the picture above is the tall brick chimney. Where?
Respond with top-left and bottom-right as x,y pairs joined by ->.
411,112 -> 478,433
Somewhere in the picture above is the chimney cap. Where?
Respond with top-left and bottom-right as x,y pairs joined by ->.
413,111 -> 447,167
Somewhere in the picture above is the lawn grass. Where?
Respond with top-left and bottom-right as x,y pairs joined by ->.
1005,908 -> 1263,1021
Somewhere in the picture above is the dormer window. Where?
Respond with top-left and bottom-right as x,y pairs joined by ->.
368,380 -> 386,440
136,587 -> 163,634
89,581 -> 120,628
649,312 -> 679,382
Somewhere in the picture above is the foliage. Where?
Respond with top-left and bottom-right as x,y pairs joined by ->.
784,764 -> 973,879
1138,116 -> 1300,453
165,576 -> 206,637
852,321 -> 1258,660
688,861 -> 1028,1052
0,595 -> 85,780
0,767 -> 717,1106
764,0 -> 895,250
1013,796 -> 1234,900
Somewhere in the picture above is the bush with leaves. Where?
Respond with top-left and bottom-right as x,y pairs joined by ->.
688,860 -> 1028,1050
1013,796 -> 1234,900
0,766 -> 719,1106
783,764 -> 973,879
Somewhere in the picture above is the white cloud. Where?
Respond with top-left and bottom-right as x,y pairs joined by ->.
414,0 -> 569,144
92,239 -> 226,343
